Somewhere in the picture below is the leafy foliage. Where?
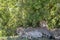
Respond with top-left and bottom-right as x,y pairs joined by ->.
0,0 -> 60,36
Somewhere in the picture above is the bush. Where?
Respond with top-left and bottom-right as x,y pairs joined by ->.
0,0 -> 60,36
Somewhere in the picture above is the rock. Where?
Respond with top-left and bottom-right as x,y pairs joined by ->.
51,29 -> 60,40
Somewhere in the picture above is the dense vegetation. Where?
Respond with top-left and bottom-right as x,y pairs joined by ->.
0,0 -> 60,37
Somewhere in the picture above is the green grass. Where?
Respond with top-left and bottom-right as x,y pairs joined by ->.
0,36 -> 54,40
